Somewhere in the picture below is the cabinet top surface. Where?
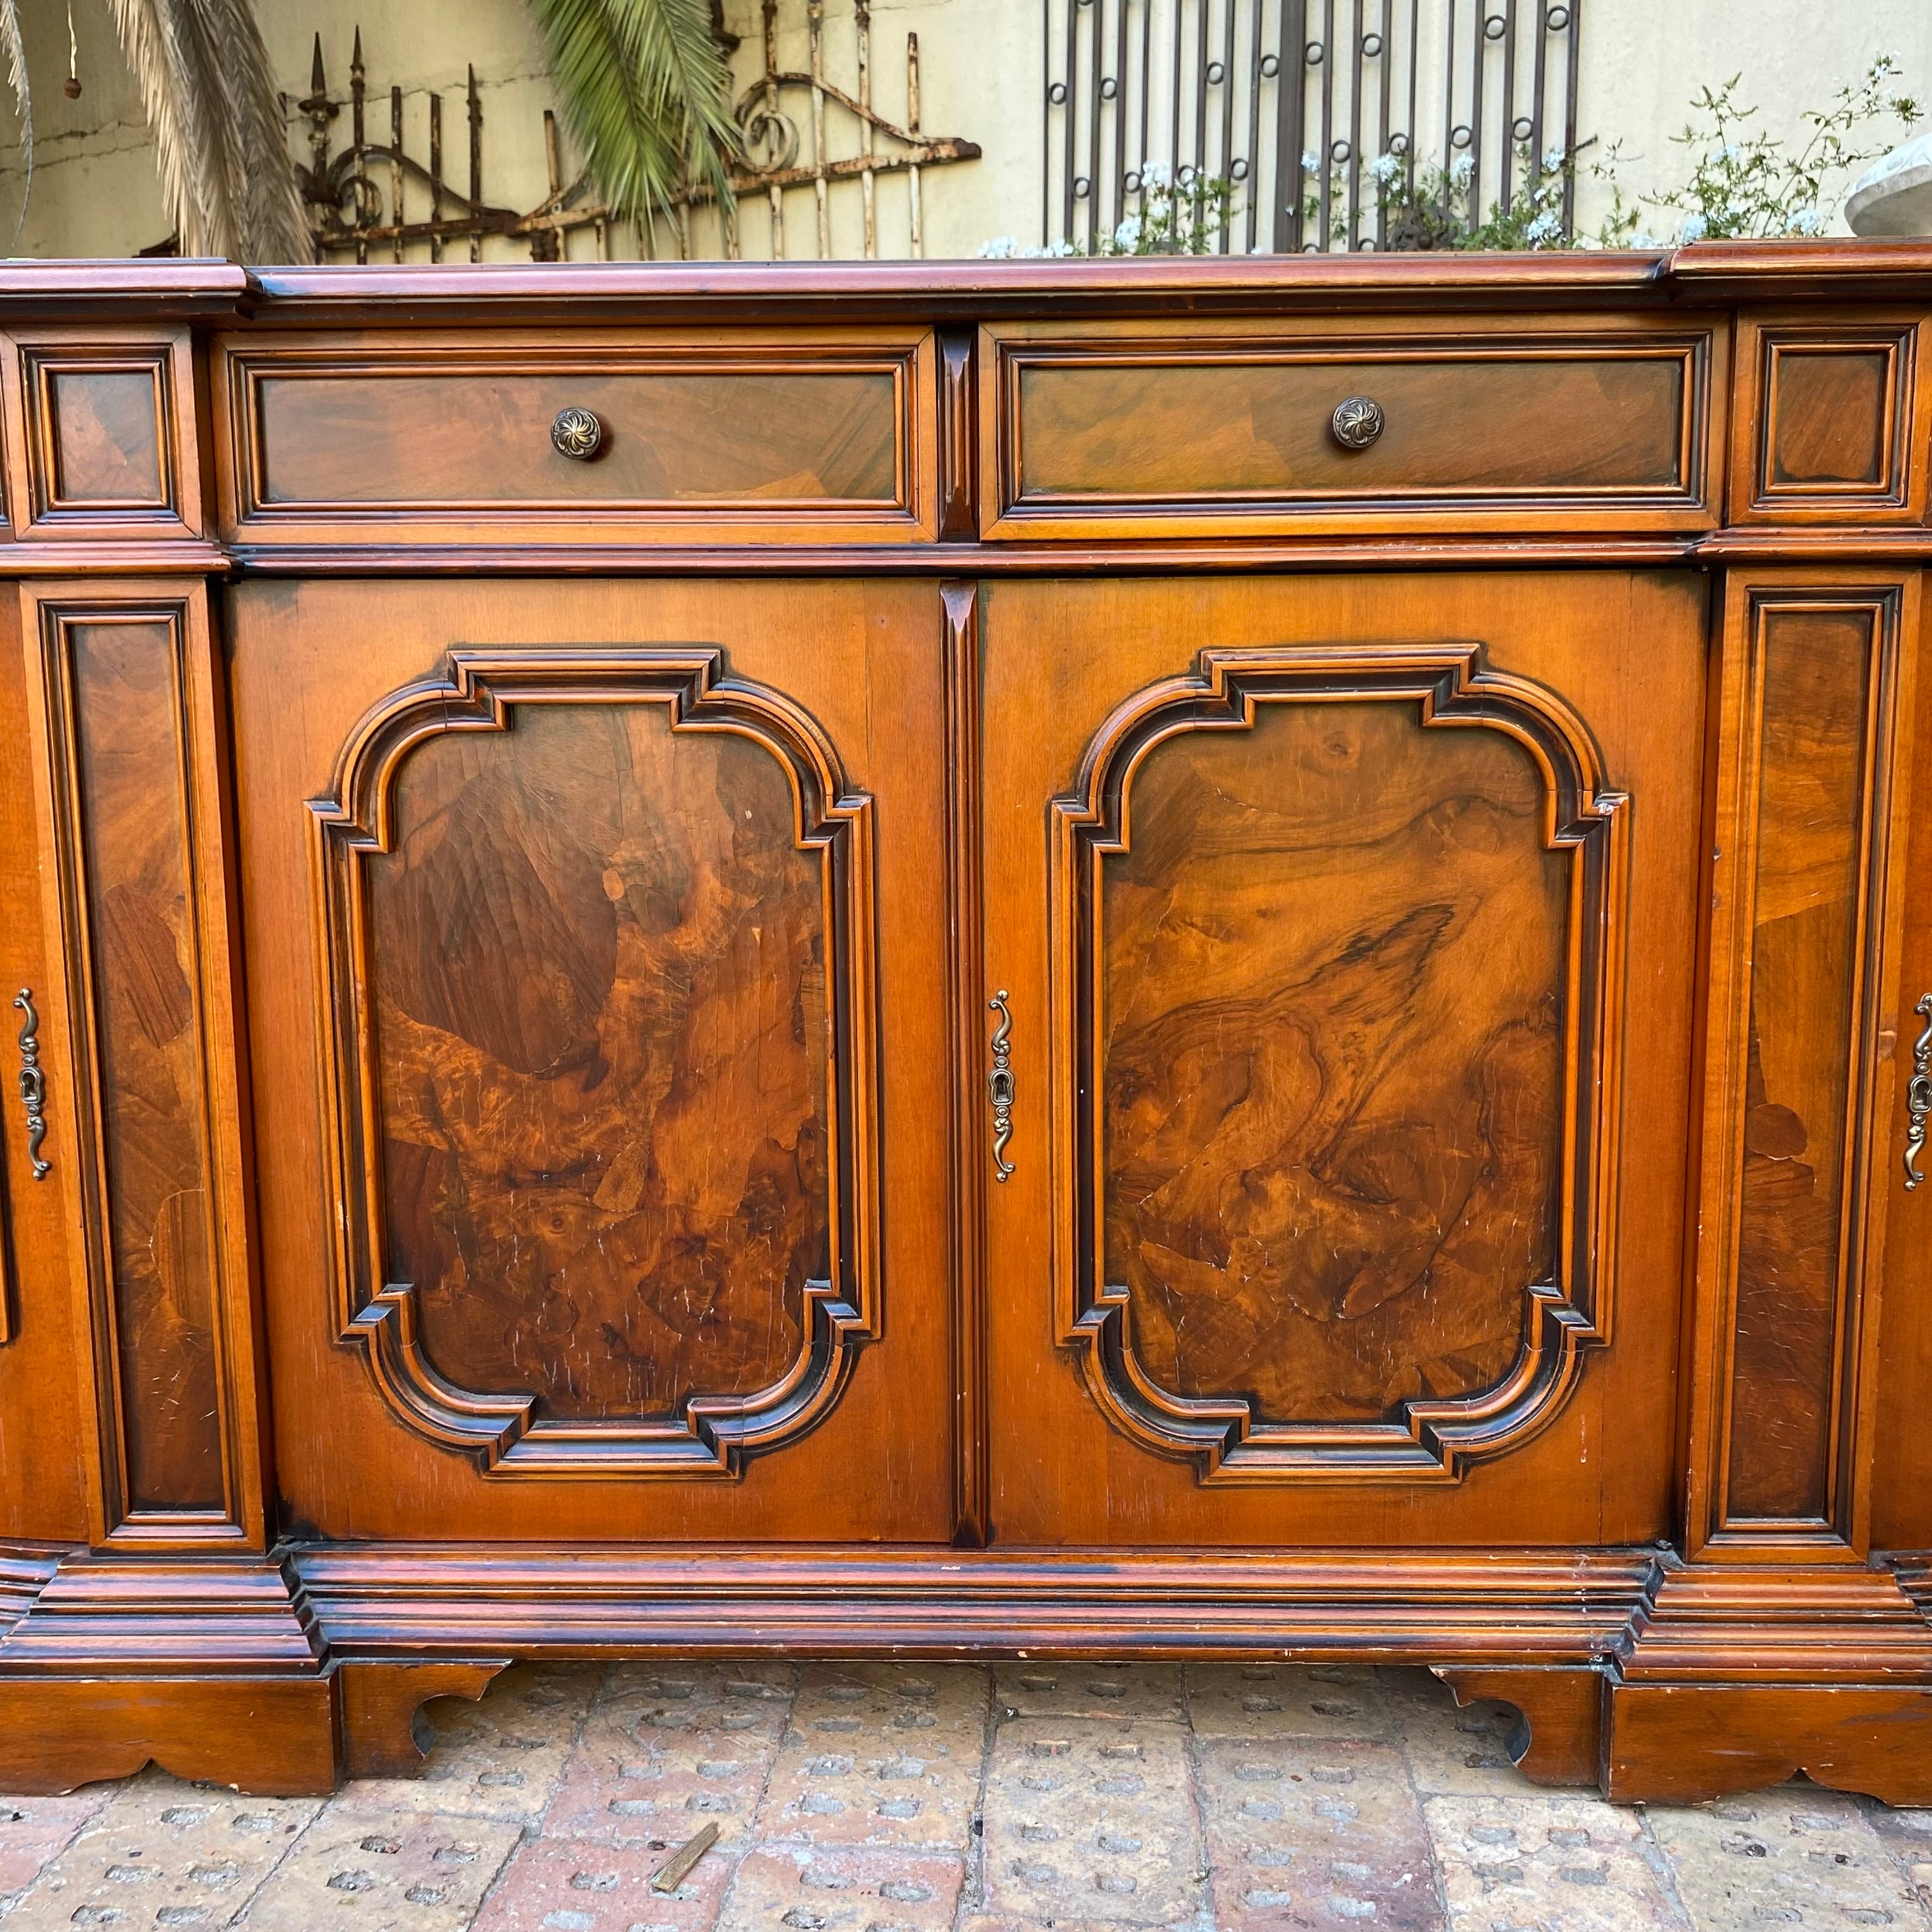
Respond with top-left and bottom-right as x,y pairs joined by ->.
10,241 -> 1932,326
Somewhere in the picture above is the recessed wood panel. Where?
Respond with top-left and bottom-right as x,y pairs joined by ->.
1020,356 -> 1685,496
1102,699 -> 1568,1427
366,700 -> 829,1422
215,334 -> 939,546
1767,350 -> 1891,487
47,370 -> 165,504
256,371 -> 896,505
1724,604 -> 1884,1526
1052,643 -> 1627,1482
14,342 -> 194,535
49,617 -> 224,1517
310,648 -> 880,1479
983,321 -> 1717,537
1733,322 -> 1922,522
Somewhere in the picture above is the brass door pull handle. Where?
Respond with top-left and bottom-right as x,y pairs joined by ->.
1907,993 -> 1932,1190
13,988 -> 48,1179
988,989 -> 1015,1182
550,406 -> 603,460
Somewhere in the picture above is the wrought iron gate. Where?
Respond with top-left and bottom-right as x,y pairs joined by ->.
1041,0 -> 1583,253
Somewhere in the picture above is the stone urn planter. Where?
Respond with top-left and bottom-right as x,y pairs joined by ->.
1847,131 -> 1932,234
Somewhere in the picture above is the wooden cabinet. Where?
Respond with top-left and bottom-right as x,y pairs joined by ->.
0,251 -> 1930,1803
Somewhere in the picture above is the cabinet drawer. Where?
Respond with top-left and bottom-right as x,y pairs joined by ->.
214,330 -> 937,546
981,318 -> 1721,538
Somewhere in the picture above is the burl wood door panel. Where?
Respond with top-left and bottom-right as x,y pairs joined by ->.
979,573 -> 1705,1546
227,578 -> 950,1540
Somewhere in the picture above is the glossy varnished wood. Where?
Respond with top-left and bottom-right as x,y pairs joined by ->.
3,254 -> 1931,1804
978,571 -> 1702,1544
1731,314 -> 1927,523
979,314 -> 1722,539
213,330 -> 939,548
227,576 -> 951,1540
1687,573 -> 1918,1554
2,330 -> 201,541
19,581 -> 266,1547
307,647 -> 882,1479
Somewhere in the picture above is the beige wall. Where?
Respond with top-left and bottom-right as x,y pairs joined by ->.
2,0 -> 1929,261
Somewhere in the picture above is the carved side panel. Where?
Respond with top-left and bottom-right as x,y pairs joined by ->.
310,650 -> 879,1478
1696,583 -> 1913,1549
1052,645 -> 1627,1482
25,588 -> 261,1543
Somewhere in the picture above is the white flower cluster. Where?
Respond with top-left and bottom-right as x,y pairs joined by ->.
976,236 -> 1078,258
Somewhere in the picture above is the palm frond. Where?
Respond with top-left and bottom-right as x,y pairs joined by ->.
106,0 -> 310,261
0,0 -> 32,245
530,0 -> 739,227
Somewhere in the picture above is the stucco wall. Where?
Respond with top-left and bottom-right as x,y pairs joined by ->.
2,0 -> 1929,261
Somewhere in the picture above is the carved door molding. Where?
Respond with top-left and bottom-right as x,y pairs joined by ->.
1050,642 -> 1630,1482
308,647 -> 880,1479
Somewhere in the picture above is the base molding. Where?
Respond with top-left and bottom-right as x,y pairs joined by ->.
0,1545 -> 510,1794
1434,1665 -> 1605,1785
4,1542 -> 1932,1800
0,1675 -> 339,1795
1604,1683 -> 1932,1805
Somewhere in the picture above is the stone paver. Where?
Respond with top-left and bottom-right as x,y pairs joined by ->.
0,1773 -> 321,1931
238,1804 -> 521,1930
992,1664 -> 1184,1723
470,1830 -> 745,1932
1188,1661 -> 1392,1742
0,1791 -> 109,1915
347,1661 -> 602,1824
715,1847 -> 964,1932
981,1716 -> 1204,1925
546,1663 -> 793,1849
8,1664 -> 1932,1931
1427,1791 -> 1684,1931
1648,1788 -> 1932,1931
756,1664 -> 985,1854
1197,1735 -> 1443,1930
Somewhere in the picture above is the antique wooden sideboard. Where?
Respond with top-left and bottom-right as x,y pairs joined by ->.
3,248 -> 1932,1801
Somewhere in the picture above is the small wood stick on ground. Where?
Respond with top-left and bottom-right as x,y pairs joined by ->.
650,1821 -> 721,1894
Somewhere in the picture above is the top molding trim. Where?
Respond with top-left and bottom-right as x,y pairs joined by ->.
5,241 -> 1932,327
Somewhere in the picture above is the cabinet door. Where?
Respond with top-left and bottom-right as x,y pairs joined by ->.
227,578 -> 954,1542
976,573 -> 1706,1547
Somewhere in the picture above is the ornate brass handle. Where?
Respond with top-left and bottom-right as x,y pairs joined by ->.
988,990 -> 1015,1182
550,406 -> 603,461
1906,993 -> 1932,1191
13,988 -> 48,1179
1330,394 -> 1384,450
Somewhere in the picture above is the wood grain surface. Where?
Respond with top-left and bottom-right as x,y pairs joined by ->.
228,576 -> 951,1540
367,701 -> 828,1420
256,369 -> 896,506
1102,699 -> 1566,1425
64,619 -> 223,1514
47,369 -> 164,504
1016,353 -> 1686,500
979,570 -> 1704,1545
1725,606 -> 1876,1523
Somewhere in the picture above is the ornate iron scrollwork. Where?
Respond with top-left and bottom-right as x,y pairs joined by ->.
1905,993 -> 1932,1191
988,990 -> 1015,1181
12,989 -> 48,1179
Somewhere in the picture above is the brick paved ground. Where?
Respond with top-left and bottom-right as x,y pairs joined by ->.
2,1660 -> 1929,1929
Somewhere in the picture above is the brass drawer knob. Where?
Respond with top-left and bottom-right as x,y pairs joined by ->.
1330,395 -> 1384,450
551,406 -> 604,461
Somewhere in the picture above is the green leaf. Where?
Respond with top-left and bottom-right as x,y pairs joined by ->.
528,0 -> 739,229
